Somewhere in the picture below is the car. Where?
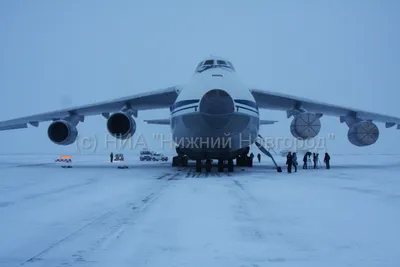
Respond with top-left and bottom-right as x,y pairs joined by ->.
114,153 -> 124,161
159,154 -> 168,161
140,149 -> 152,161
151,152 -> 168,161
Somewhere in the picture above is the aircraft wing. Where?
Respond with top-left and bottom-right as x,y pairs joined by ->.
250,88 -> 400,127
144,119 -> 170,125
0,86 -> 180,131
146,119 -> 278,126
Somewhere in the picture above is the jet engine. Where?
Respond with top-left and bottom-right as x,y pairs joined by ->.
347,121 -> 379,146
107,111 -> 136,139
47,120 -> 78,145
290,113 -> 321,140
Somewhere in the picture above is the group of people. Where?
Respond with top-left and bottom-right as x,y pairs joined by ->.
286,151 -> 330,173
249,153 -> 261,163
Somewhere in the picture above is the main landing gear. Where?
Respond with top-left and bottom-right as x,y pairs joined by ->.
227,159 -> 234,172
172,155 -> 188,167
195,159 -> 212,173
195,159 -> 234,173
236,155 -> 253,167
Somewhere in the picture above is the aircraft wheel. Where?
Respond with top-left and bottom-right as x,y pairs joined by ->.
182,156 -> 189,167
172,156 -> 181,166
248,157 -> 253,167
217,160 -> 224,172
228,159 -> 234,172
205,159 -> 212,173
277,166 -> 282,172
195,159 -> 202,172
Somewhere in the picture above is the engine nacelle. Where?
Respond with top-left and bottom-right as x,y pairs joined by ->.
290,113 -> 321,140
47,120 -> 78,145
347,121 -> 379,147
107,112 -> 136,139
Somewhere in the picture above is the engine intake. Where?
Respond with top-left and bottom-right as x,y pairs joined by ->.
290,113 -> 321,140
107,112 -> 136,139
47,120 -> 78,145
348,121 -> 379,146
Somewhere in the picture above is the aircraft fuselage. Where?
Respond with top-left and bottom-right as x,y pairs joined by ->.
170,63 -> 259,160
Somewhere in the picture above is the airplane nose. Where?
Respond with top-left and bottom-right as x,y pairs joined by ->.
198,89 -> 235,129
199,89 -> 235,115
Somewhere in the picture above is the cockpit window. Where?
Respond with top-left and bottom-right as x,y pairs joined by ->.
195,59 -> 235,73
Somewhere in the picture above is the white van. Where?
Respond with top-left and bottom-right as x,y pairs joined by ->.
151,152 -> 168,161
139,149 -> 152,161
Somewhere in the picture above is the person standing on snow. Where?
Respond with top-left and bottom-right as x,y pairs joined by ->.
324,152 -> 331,169
286,152 -> 293,173
313,153 -> 318,169
292,152 -> 298,172
110,152 -> 114,163
303,153 -> 308,169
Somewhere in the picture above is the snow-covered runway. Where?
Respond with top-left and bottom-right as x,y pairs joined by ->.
1,154 -> 399,267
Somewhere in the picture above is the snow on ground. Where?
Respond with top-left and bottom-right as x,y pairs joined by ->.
0,153 -> 399,267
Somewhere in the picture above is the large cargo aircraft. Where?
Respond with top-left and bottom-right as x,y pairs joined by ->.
1,56 -> 399,172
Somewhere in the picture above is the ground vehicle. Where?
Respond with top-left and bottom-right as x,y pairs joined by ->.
55,155 -> 72,168
151,152 -> 168,161
139,149 -> 152,161
114,153 -> 124,161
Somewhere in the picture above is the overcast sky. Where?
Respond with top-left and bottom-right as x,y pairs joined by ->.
0,0 -> 399,156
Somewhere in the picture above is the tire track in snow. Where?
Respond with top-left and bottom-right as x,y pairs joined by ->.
0,160 -> 95,169
18,172 -> 180,267
229,178 -> 266,242
184,169 -> 233,178
0,178 -> 99,209
156,173 -> 171,180
229,178 -> 315,263
168,173 -> 180,180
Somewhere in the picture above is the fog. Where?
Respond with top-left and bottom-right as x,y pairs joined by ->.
1,0 -> 399,156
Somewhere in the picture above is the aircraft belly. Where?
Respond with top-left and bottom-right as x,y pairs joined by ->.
171,112 -> 259,159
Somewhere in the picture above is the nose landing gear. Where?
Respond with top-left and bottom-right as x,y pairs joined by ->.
195,159 -> 212,173
205,159 -> 212,172
195,159 -> 202,172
